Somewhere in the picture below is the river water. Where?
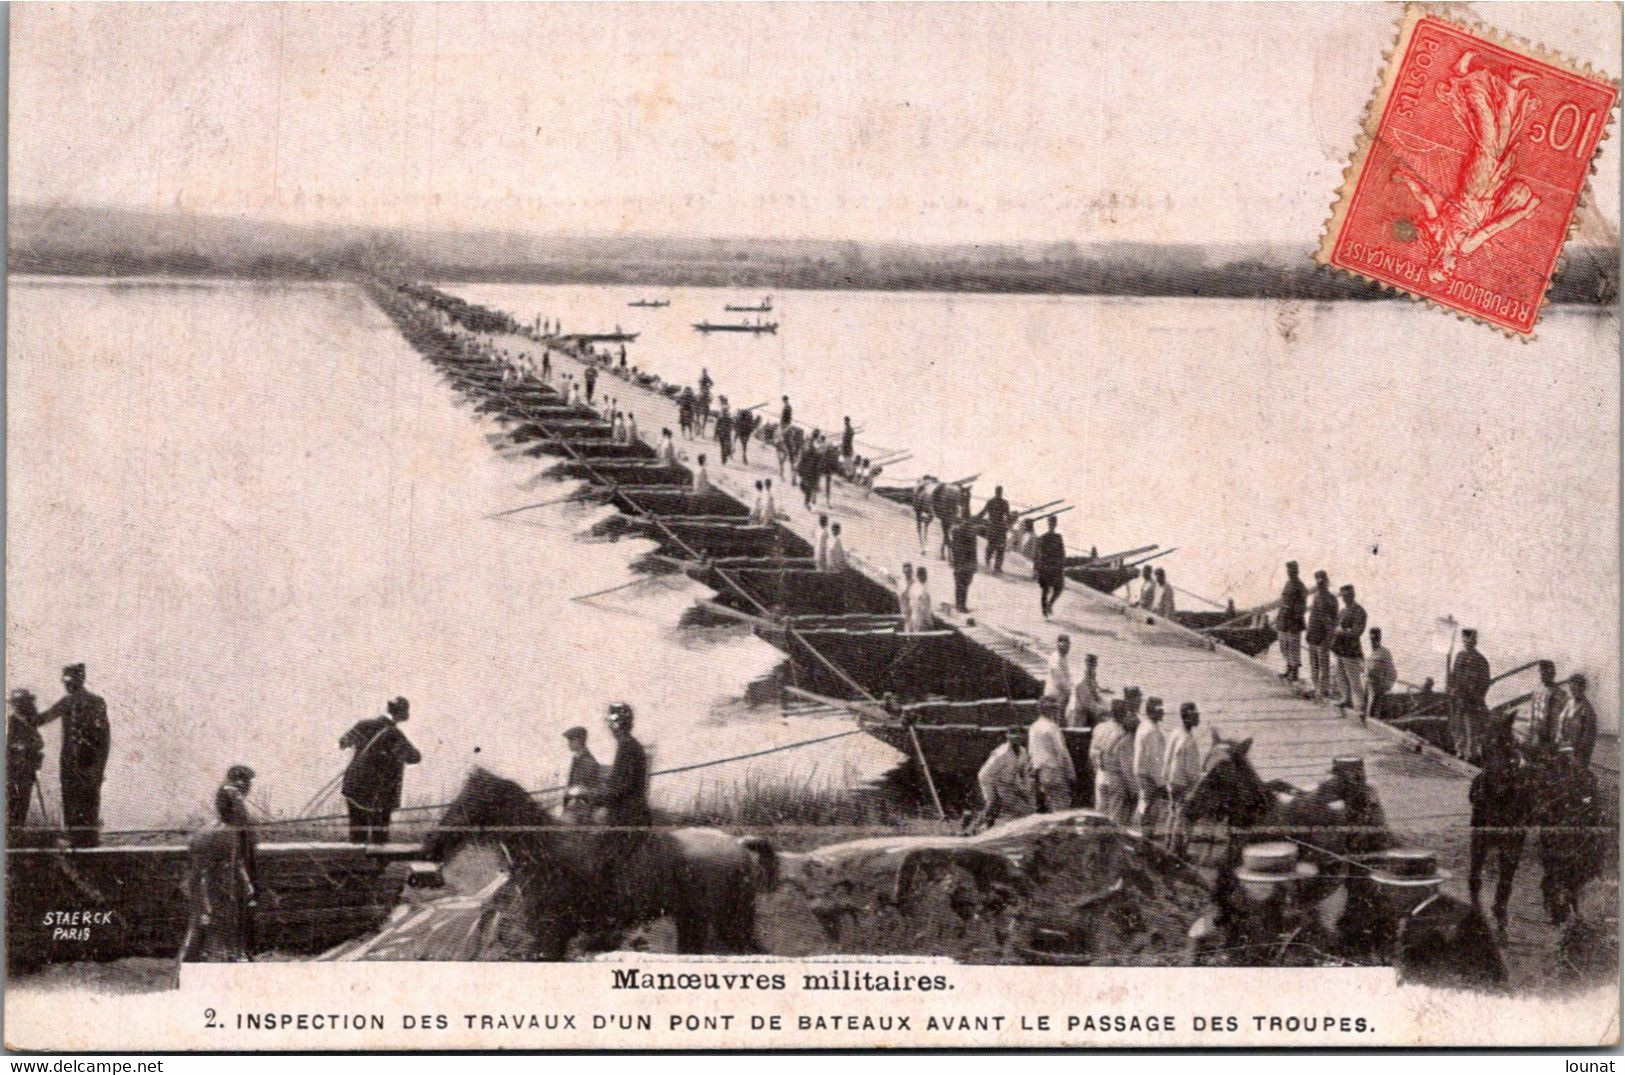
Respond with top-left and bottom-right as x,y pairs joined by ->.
6,278 -> 1617,830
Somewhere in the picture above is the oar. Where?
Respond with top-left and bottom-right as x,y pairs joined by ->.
485,492 -> 582,519
740,401 -> 771,412
947,472 -> 981,487
1015,499 -> 1066,519
1174,585 -> 1228,611
1125,546 -> 1178,569
1030,505 -> 1074,522
695,599 -> 782,632
870,451 -> 912,468
1082,543 -> 1158,565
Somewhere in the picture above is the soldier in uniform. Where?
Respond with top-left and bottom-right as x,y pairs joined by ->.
36,663 -> 111,848
214,765 -> 260,955
578,703 -> 650,832
1306,756 -> 1389,854
1305,756 -> 1391,958
7,688 -> 45,834
338,697 -> 422,844
1448,628 -> 1491,761
575,703 -> 652,905
1373,848 -> 1506,988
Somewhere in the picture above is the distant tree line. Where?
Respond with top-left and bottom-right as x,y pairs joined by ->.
9,203 -> 1616,304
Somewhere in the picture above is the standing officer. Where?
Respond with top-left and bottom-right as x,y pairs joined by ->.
948,512 -> 980,613
1276,561 -> 1307,683
1033,516 -> 1067,618
215,765 -> 260,953
339,697 -> 422,844
36,663 -> 111,848
1448,628 -> 1491,761
7,688 -> 45,833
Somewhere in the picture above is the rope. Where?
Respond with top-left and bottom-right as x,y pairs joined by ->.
245,724 -> 868,829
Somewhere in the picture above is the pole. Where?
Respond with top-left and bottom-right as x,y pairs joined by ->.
782,686 -> 947,822
485,492 -> 582,519
570,575 -> 667,602
1174,585 -> 1228,611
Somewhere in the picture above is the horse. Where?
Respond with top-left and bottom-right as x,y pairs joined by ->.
421,768 -> 778,959
1179,736 -> 1391,962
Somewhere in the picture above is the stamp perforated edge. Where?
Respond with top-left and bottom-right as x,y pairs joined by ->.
1312,2 -> 1621,341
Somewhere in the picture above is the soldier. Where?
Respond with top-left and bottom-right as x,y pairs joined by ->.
1089,700 -> 1131,822
578,702 -> 650,831
1557,674 -> 1597,767
36,663 -> 111,848
1373,848 -> 1506,988
1448,628 -> 1491,761
1307,756 -> 1389,856
972,727 -> 1034,831
561,726 -> 604,824
1276,561 -> 1307,683
6,688 -> 45,833
1163,703 -> 1203,856
1537,745 -> 1603,926
1307,756 -> 1390,958
338,697 -> 422,844
1525,659 -> 1565,749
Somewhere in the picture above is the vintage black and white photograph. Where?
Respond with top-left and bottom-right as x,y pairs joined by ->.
4,0 -> 1620,1051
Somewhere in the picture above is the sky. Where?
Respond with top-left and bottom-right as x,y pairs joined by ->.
9,2 -> 1621,246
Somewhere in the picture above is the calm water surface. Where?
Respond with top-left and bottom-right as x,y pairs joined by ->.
7,278 -> 894,830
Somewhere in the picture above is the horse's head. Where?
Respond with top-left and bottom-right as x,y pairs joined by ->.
422,767 -> 550,863
1182,735 -> 1268,828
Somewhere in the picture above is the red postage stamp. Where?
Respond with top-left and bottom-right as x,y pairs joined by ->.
1317,7 -> 1618,336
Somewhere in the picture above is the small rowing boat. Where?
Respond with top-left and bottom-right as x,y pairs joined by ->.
627,299 -> 670,308
724,296 -> 773,312
559,330 -> 640,344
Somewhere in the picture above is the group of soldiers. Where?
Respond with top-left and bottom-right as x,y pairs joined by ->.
972,648 -> 1208,853
1271,561 -> 1598,765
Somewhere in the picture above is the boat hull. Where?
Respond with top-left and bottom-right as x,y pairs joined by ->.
862,722 -> 1093,796
1169,611 -> 1279,657
5,841 -> 415,968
